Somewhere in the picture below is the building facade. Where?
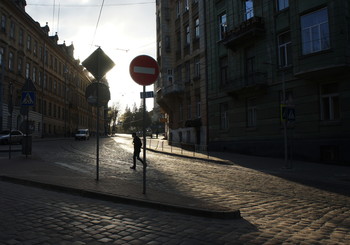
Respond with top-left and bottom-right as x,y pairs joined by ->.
206,0 -> 350,164
0,0 -> 102,138
155,0 -> 208,147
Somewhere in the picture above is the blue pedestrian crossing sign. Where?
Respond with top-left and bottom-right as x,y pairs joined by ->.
21,91 -> 36,106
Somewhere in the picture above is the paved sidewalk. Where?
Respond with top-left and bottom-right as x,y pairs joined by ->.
1,137 -> 350,220
146,137 -> 350,194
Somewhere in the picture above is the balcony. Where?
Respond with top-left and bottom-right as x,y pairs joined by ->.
222,71 -> 268,95
222,16 -> 265,49
156,83 -> 185,110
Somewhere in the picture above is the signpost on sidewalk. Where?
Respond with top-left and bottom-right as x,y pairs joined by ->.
21,78 -> 36,158
129,55 -> 159,194
82,47 -> 114,181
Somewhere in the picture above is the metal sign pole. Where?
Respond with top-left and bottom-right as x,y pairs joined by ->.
8,82 -> 13,159
96,81 -> 100,181
142,85 -> 147,194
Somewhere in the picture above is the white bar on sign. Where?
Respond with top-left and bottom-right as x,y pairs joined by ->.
134,66 -> 155,75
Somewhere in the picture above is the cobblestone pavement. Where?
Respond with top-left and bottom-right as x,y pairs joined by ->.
0,135 -> 350,244
0,181 -> 251,245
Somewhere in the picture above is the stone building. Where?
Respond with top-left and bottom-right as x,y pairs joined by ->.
206,0 -> 350,164
156,0 -> 350,164
0,0 -> 101,137
155,0 -> 208,147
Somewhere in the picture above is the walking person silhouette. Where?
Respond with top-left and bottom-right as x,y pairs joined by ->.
131,132 -> 144,169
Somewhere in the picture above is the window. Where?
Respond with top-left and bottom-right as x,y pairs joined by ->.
219,56 -> 228,85
19,28 -> 23,46
49,102 -> 52,116
53,80 -> 57,93
1,15 -> 6,32
186,131 -> 191,143
167,68 -> 173,85
245,47 -> 255,85
185,61 -> 190,82
176,31 -> 181,52
0,47 -> 4,66
187,97 -> 192,120
184,0 -> 189,11
194,56 -> 200,78
277,0 -> 289,11
34,41 -> 37,56
321,83 -> 340,121
196,96 -> 201,118
244,0 -> 254,20
220,103 -> 229,130
25,63 -> 30,79
39,46 -> 43,61
49,77 -> 52,91
165,35 -> 170,52
194,18 -> 200,39
32,67 -> 36,83
158,40 -> 161,56
38,71 -> 42,86
185,25 -> 190,45
247,98 -> 257,127
301,8 -> 330,55
8,52 -> 14,71
17,57 -> 22,75
175,65 -> 182,83
45,50 -> 48,65
27,35 -> 31,51
218,13 -> 227,40
10,21 -> 15,39
278,31 -> 292,67
176,1 -> 181,17
44,74 -> 47,89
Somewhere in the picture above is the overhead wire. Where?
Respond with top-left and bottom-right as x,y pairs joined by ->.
27,2 -> 155,8
91,0 -> 105,48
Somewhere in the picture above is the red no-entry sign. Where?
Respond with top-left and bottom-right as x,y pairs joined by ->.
129,55 -> 159,86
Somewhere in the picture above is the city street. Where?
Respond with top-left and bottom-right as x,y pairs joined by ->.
0,135 -> 350,244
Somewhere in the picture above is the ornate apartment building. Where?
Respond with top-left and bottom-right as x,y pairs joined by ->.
0,0 -> 101,137
206,0 -> 350,164
155,0 -> 208,146
157,0 -> 350,164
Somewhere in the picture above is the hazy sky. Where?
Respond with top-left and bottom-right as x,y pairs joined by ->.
26,0 -> 157,112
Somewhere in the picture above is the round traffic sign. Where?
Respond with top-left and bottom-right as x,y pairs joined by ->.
129,55 -> 159,86
85,82 -> 110,107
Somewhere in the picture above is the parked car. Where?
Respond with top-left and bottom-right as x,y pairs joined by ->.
146,128 -> 153,138
136,129 -> 153,138
0,130 -> 24,144
75,129 -> 90,140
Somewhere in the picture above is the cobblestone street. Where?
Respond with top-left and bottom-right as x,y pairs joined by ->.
0,135 -> 349,244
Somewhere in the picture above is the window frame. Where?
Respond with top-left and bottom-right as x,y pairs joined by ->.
218,12 -> 227,40
276,0 -> 289,12
244,0 -> 254,21
278,31 -> 292,68
220,103 -> 229,130
194,18 -> 200,39
219,56 -> 228,86
320,83 -> 340,121
246,98 -> 257,128
301,7 -> 330,55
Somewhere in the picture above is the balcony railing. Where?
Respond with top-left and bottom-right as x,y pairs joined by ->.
222,71 -> 268,94
163,83 -> 184,96
222,16 -> 265,49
